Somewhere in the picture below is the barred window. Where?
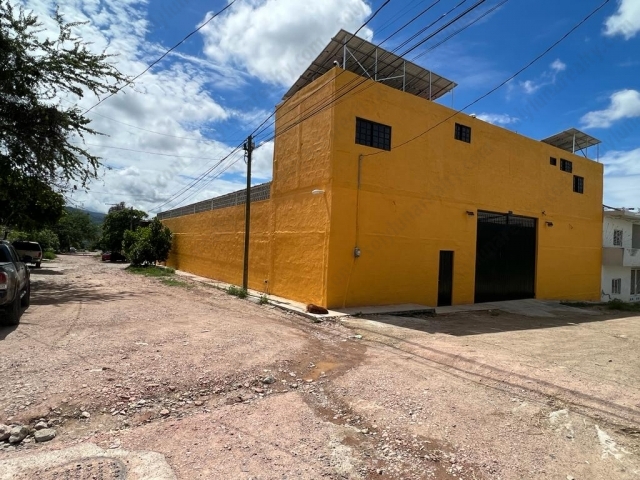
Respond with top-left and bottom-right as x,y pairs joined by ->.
614,230 -> 623,247
355,118 -> 391,151
455,123 -> 471,143
573,175 -> 584,194
612,278 -> 622,295
560,159 -> 573,173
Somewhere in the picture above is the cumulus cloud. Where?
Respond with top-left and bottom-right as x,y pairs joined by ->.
604,0 -> 640,39
15,0 -> 271,214
519,59 -> 566,95
474,113 -> 519,125
199,0 -> 372,86
581,90 -> 640,129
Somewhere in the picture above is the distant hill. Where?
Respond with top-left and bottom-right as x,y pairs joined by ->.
65,206 -> 106,225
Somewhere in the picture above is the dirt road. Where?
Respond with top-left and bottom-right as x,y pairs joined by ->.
1,255 -> 639,479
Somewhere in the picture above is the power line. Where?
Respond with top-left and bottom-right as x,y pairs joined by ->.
70,142 -> 229,161
254,0 -> 489,146
151,0 -> 396,212
363,0 -> 613,158
251,0 -> 474,144
83,0 -> 239,115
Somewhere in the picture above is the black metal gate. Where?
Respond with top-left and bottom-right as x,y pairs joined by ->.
474,211 -> 537,303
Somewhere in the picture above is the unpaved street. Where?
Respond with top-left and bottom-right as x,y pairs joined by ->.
1,255 -> 639,479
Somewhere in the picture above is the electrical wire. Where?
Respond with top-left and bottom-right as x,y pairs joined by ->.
150,0 -> 396,212
83,0 -> 239,115
253,0 -> 490,146
363,0 -> 613,158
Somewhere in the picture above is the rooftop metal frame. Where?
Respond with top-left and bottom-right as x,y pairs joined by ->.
283,29 -> 457,102
541,128 -> 602,161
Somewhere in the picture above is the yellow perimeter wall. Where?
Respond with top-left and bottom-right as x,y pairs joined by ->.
163,71 -> 338,306
164,68 -> 603,309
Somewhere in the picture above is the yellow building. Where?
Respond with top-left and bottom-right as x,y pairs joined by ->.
161,30 -> 603,309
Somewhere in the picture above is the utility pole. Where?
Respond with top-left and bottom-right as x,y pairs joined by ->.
242,135 -> 254,291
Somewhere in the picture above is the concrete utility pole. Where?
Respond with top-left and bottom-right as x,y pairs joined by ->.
242,135 -> 254,291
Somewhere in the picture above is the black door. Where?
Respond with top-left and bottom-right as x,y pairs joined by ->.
474,211 -> 537,303
438,251 -> 454,307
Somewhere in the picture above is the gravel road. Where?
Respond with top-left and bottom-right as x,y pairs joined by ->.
0,255 -> 639,479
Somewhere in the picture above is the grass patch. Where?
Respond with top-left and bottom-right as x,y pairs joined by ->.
43,250 -> 56,260
161,278 -> 191,288
606,299 -> 640,312
126,266 -> 175,277
259,294 -> 269,305
560,301 -> 595,308
227,285 -> 248,299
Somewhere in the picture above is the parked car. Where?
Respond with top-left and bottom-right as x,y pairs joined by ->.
101,251 -> 126,262
12,241 -> 42,268
0,240 -> 30,326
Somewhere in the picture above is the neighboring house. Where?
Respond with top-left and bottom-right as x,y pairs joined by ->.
159,31 -> 604,309
602,208 -> 640,303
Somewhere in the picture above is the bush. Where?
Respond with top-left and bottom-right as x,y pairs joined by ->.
43,249 -> 56,260
123,218 -> 173,266
227,285 -> 247,299
607,299 -> 640,312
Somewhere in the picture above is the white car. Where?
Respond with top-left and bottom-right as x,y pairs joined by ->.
12,241 -> 43,268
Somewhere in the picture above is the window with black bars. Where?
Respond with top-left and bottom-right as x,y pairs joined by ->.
455,123 -> 471,143
355,118 -> 391,151
573,175 -> 584,194
560,159 -> 573,173
614,230 -> 623,247
612,278 -> 622,295
632,270 -> 640,296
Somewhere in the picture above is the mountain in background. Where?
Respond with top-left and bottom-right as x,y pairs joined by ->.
65,206 -> 106,225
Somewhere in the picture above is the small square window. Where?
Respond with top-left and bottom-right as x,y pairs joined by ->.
550,157 -> 557,166
612,278 -> 622,295
613,230 -> 623,247
573,175 -> 584,194
560,159 -> 573,173
454,123 -> 471,143
355,118 -> 391,151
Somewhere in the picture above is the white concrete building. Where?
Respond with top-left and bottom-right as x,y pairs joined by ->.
602,208 -> 640,303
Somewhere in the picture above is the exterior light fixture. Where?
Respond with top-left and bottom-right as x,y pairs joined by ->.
354,247 -> 361,258
545,221 -> 554,227
312,189 -> 325,195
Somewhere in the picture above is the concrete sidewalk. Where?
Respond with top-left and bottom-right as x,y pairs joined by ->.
435,298 -> 601,318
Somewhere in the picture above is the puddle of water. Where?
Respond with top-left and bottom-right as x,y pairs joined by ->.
304,360 -> 341,381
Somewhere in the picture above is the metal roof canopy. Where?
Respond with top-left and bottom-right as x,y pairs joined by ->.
283,29 -> 457,102
541,128 -> 602,159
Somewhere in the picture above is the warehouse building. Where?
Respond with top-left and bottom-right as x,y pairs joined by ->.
159,30 -> 604,309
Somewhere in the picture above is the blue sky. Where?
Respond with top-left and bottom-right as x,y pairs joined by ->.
21,0 -> 640,212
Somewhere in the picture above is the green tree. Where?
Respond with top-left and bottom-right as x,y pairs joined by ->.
123,219 -> 172,266
1,1 -> 128,227
100,206 -> 147,253
54,210 -> 100,251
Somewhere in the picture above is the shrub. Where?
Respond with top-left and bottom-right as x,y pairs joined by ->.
227,285 -> 247,299
42,249 -> 56,260
259,294 -> 269,305
123,218 -> 173,266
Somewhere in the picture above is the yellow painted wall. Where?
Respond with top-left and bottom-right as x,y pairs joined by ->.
325,69 -> 603,308
163,70 -> 338,306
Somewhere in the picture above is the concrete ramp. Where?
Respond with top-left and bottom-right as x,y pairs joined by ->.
0,443 -> 176,480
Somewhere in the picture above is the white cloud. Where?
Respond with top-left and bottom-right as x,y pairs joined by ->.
474,113 -> 519,125
519,59 -> 566,95
604,0 -> 640,39
599,148 -> 640,208
15,0 -> 274,215
199,0 -> 372,86
550,59 -> 566,72
581,90 -> 640,129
